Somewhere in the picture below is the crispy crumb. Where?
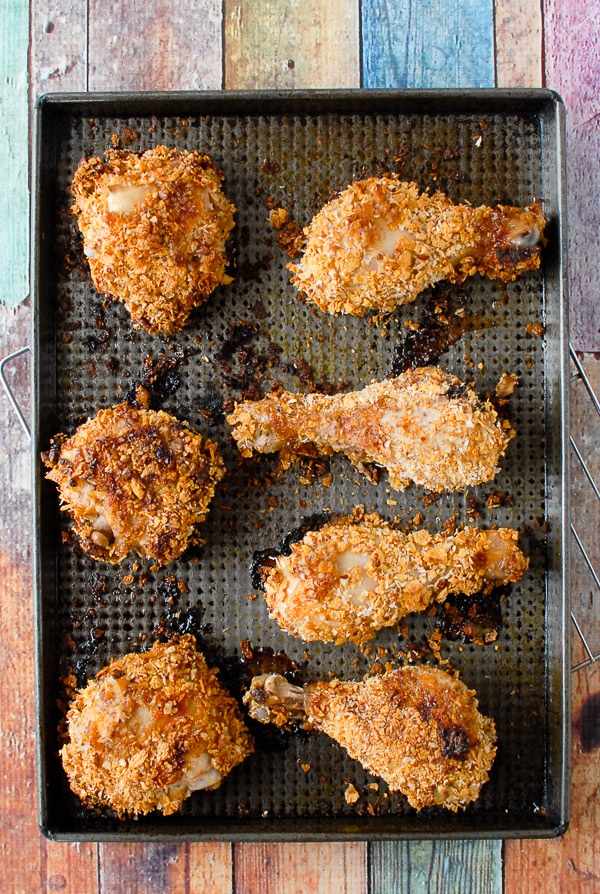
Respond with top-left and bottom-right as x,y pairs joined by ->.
345,783 -> 360,804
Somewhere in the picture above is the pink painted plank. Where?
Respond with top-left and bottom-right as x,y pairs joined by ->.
88,0 -> 223,91
544,1 -> 600,351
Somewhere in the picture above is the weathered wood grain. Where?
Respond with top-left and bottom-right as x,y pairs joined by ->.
1,0 -> 29,309
44,842 -> 100,894
30,0 -> 87,104
505,356 -> 600,892
224,0 -> 360,89
188,843 -> 234,893
99,843 -> 189,894
233,843 -> 367,894
494,0 -> 543,87
87,0 -> 223,91
0,305 -> 39,892
543,2 -> 600,352
361,0 -> 495,88
369,840 -> 502,893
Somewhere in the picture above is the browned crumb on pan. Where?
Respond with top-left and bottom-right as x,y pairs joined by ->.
71,145 -> 235,334
43,402 -> 225,565
61,635 -> 253,817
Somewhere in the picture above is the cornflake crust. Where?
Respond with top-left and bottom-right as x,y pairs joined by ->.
43,402 -> 225,565
227,366 -> 515,493
61,635 -> 254,818
261,510 -> 528,645
71,145 -> 235,333
289,177 -> 546,316
306,665 -> 497,812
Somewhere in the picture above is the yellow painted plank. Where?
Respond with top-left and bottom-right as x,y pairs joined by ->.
224,0 -> 359,89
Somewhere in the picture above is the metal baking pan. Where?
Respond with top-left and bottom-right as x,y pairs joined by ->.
32,89 -> 570,840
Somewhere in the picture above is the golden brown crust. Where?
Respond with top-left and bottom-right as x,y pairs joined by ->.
305,666 -> 497,811
71,145 -> 235,333
43,402 -> 225,565
289,177 -> 546,315
61,635 -> 253,817
227,366 -> 514,492
262,511 -> 528,645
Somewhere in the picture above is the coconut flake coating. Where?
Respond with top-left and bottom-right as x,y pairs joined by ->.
71,145 -> 235,333
289,177 -> 546,316
61,635 -> 254,817
43,402 -> 225,565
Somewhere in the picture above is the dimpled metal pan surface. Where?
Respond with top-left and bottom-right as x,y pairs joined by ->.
32,90 -> 569,840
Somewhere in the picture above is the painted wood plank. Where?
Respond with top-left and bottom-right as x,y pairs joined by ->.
88,0 -> 223,91
223,0 -> 360,89
188,843 -> 234,893
233,843 -> 367,894
0,0 -> 29,309
505,357 -> 600,892
44,842 -> 100,894
30,0 -> 88,105
494,0 -> 543,87
0,307 -> 41,891
543,1 -> 600,352
369,840 -> 502,894
99,842 -> 188,894
361,0 -> 495,88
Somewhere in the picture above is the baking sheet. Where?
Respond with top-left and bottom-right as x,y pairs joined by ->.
32,90 -> 570,840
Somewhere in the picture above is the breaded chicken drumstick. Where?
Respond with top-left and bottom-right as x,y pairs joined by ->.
289,177 -> 546,315
71,146 -> 235,333
227,366 -> 514,492
256,511 -> 528,645
62,635 -> 253,817
244,665 -> 496,811
43,402 -> 225,565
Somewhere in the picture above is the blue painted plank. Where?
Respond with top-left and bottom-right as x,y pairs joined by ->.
0,0 -> 29,308
361,0 -> 495,88
369,840 -> 503,894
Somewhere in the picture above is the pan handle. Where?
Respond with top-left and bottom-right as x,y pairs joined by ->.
0,346 -> 31,442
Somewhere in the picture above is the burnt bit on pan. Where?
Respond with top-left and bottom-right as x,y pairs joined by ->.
436,590 -> 504,645
153,576 -> 207,640
125,345 -> 190,409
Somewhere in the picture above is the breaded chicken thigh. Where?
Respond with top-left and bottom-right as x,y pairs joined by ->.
62,635 -> 253,817
256,511 -> 528,645
289,177 -> 546,315
244,665 -> 496,811
227,366 -> 514,492
71,146 -> 235,333
43,402 -> 225,565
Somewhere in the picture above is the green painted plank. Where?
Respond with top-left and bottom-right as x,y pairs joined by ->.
0,0 -> 29,308
361,0 -> 495,88
369,840 -> 503,894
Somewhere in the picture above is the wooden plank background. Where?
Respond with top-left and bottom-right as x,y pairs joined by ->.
1,0 -> 599,890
